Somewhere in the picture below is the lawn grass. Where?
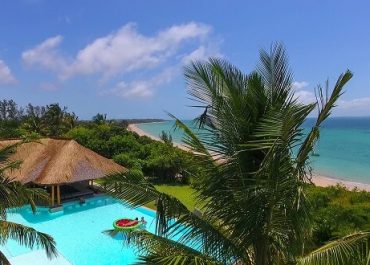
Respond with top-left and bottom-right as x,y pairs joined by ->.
94,179 -> 198,211
145,185 -> 199,211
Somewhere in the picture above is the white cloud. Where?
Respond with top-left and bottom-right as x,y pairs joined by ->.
40,81 -> 58,91
181,44 -> 222,65
291,79 -> 370,116
293,86 -> 370,116
182,46 -> 208,64
0,59 -> 17,85
291,81 -> 316,104
22,35 -> 68,73
109,67 -> 178,99
68,22 -> 211,79
294,90 -> 316,104
111,81 -> 154,98
337,97 -> 370,109
292,81 -> 309,90
22,22 -> 212,80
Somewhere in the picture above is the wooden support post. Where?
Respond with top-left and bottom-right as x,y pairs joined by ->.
57,185 -> 61,205
50,185 -> 55,207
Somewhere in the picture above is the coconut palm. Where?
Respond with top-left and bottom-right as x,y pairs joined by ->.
104,43 -> 368,264
0,143 -> 57,265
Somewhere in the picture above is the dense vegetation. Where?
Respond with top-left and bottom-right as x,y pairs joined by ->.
0,100 -> 200,184
66,122 -> 200,183
307,185 -> 370,245
0,100 -> 77,138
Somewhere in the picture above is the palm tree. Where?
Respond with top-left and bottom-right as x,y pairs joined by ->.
92,113 -> 108,125
104,43 -> 368,264
23,104 -> 46,135
63,112 -> 78,130
0,143 -> 57,265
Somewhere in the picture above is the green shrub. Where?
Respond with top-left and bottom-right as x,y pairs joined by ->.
113,153 -> 143,169
307,185 -> 370,247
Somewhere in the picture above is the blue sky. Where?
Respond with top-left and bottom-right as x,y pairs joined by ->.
1,0 -> 370,119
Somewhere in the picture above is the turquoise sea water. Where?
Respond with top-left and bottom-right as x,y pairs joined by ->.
137,117 -> 370,184
1,196 -> 158,265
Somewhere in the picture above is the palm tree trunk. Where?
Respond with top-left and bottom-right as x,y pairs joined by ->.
255,240 -> 269,265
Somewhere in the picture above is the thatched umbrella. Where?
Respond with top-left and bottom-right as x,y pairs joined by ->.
0,138 -> 125,206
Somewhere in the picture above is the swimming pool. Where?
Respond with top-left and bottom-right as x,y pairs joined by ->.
1,196 -> 158,265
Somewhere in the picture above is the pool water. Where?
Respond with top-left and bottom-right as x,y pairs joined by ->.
1,196 -> 157,265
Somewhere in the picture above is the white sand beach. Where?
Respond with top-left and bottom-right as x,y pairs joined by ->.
311,175 -> 370,192
128,123 -> 161,140
128,123 -> 370,192
128,123 -> 191,151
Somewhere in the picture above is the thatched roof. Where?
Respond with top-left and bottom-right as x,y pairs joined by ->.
0,138 -> 125,185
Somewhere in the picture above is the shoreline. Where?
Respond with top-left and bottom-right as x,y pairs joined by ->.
128,123 -> 370,192
311,175 -> 370,192
128,123 -> 191,151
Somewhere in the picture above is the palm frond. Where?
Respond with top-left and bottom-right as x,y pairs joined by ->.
0,176 -> 49,218
295,70 -> 353,180
0,220 -> 57,259
130,230 -> 223,265
103,171 -> 188,236
103,171 -> 247,263
0,143 -> 18,164
257,42 -> 293,106
299,232 -> 370,265
169,114 -> 219,164
0,250 -> 11,265
167,212 -> 252,264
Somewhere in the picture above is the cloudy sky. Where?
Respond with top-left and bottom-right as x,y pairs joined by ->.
1,0 -> 370,119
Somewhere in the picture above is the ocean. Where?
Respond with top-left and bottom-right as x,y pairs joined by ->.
137,117 -> 370,184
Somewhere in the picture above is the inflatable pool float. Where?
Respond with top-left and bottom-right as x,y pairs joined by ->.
113,218 -> 141,231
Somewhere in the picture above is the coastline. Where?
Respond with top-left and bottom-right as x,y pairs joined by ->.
128,123 -> 191,151
311,175 -> 370,192
128,123 -> 161,141
128,123 -> 370,192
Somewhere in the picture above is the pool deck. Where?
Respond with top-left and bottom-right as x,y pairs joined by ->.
8,250 -> 72,265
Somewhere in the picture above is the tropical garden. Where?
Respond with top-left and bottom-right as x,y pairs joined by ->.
0,44 -> 369,264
